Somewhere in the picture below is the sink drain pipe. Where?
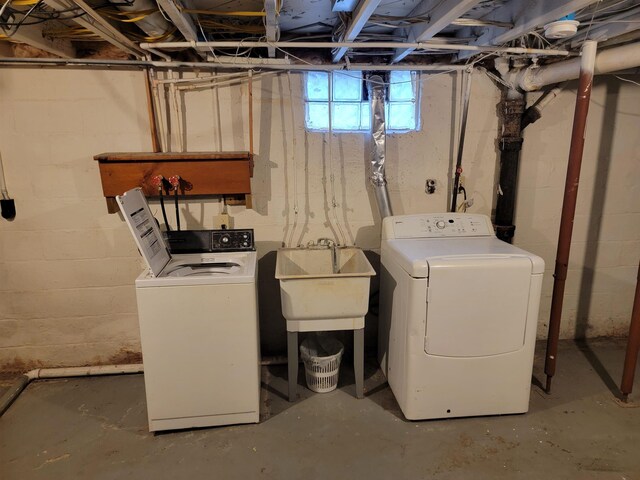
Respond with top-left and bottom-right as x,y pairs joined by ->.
544,41 -> 598,394
0,364 -> 144,417
368,74 -> 393,219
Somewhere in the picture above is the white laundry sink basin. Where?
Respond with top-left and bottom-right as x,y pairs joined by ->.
275,247 -> 376,332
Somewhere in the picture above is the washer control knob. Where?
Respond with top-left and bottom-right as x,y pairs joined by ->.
435,220 -> 446,229
221,235 -> 230,244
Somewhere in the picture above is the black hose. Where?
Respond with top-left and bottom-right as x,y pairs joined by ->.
174,187 -> 180,231
159,187 -> 171,231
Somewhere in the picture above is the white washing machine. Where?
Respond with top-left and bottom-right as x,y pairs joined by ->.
379,213 -> 544,420
117,188 -> 260,432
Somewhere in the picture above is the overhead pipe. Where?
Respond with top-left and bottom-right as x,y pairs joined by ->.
621,262 -> 640,402
0,57 -> 466,72
368,74 -> 393,219
109,0 -> 174,41
511,41 -> 640,91
544,41 -> 598,394
139,40 -> 570,57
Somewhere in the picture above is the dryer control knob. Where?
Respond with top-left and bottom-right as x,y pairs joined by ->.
436,220 -> 446,229
221,235 -> 230,244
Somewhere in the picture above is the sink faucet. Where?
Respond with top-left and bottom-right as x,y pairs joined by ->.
314,238 -> 339,274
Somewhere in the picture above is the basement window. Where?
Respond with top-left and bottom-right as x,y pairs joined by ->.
304,71 -> 419,133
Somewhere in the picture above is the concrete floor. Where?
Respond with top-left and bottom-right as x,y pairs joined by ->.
1,339 -> 639,479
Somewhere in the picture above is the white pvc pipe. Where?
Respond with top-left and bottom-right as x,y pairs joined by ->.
0,363 -> 144,416
140,40 -> 569,57
0,57 -> 466,72
513,41 -> 640,91
25,364 -> 144,380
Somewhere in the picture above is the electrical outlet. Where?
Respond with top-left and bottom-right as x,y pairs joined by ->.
214,214 -> 233,230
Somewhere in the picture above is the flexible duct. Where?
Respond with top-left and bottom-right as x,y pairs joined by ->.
368,75 -> 393,219
110,0 -> 174,41
511,41 -> 640,91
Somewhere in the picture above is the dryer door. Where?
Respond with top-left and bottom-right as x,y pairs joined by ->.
425,255 -> 532,357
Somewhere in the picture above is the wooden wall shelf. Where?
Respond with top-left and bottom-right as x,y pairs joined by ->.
94,151 -> 253,213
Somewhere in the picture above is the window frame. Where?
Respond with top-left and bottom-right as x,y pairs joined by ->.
303,71 -> 421,134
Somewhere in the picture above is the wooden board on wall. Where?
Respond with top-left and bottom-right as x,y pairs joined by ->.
95,151 -> 253,197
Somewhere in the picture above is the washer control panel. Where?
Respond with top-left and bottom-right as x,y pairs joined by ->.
211,229 -> 255,251
166,229 -> 255,253
390,214 -> 494,239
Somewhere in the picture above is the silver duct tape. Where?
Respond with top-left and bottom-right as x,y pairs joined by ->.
369,77 -> 387,188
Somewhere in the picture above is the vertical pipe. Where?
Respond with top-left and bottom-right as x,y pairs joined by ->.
248,69 -> 254,158
450,68 -> 473,213
621,262 -> 640,401
144,68 -> 161,153
544,40 -> 598,393
494,89 -> 525,243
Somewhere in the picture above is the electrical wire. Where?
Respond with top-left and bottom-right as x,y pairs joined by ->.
615,75 -> 640,86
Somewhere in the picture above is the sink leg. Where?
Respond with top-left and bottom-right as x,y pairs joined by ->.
354,328 -> 364,399
287,331 -> 298,402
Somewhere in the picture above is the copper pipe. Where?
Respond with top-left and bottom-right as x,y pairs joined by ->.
621,262 -> 640,401
544,41 -> 598,393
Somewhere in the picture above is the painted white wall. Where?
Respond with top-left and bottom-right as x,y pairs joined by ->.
0,68 -> 637,370
516,76 -> 640,339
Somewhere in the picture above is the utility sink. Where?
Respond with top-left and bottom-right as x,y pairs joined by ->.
275,247 -> 376,332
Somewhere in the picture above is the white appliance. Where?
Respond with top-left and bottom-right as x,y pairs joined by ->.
379,213 -> 544,420
117,188 -> 260,432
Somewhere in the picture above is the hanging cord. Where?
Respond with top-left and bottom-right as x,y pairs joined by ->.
158,185 -> 171,231
174,187 -> 180,231
450,68 -> 473,213
327,73 -> 347,246
286,71 -> 300,247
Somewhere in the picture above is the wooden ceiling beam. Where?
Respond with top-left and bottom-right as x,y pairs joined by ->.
332,0 -> 382,63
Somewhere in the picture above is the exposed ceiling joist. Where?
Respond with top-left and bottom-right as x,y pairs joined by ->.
391,0 -> 483,64
156,0 -> 198,42
570,7 -> 640,48
9,23 -> 75,58
264,0 -> 279,58
332,0 -> 383,63
492,0 -> 602,44
43,0 -> 141,57
67,0 -> 147,58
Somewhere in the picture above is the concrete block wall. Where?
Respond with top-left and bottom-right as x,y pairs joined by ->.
0,67 -> 638,370
515,76 -> 640,339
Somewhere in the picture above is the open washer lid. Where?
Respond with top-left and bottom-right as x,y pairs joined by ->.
116,188 -> 171,277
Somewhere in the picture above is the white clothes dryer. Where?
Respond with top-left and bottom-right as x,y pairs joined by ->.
117,188 -> 260,432
379,213 -> 544,420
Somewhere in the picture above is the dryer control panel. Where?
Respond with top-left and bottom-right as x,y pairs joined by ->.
387,214 -> 494,239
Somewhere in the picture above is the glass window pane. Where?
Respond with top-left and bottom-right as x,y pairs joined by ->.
389,71 -> 416,101
332,103 -> 361,130
306,102 -> 329,129
388,102 -> 416,130
332,71 -> 362,101
360,102 -> 371,131
307,72 -> 328,101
